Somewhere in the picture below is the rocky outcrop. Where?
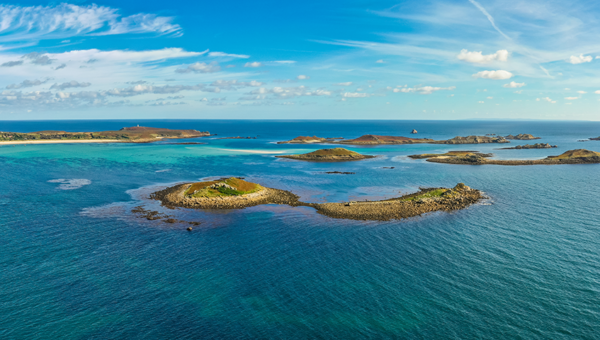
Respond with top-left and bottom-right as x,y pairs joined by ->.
277,136 -> 339,144
408,151 -> 492,159
501,143 -> 556,149
505,134 -> 541,140
424,149 -> 600,165
440,136 -> 508,144
277,148 -> 375,161
411,129 -> 418,134
337,135 -> 434,144
151,181 -> 483,221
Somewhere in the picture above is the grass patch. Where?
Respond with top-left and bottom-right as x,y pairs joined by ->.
401,188 -> 448,201
185,178 -> 263,198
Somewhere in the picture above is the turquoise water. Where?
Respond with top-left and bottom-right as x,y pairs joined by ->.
1,120 -> 600,339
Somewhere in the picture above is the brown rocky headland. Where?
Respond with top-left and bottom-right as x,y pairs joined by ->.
151,178 -> 484,221
413,149 -> 600,165
276,148 -> 375,161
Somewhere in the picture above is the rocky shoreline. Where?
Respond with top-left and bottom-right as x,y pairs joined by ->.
419,149 -> 600,165
500,143 -> 556,149
151,181 -> 483,221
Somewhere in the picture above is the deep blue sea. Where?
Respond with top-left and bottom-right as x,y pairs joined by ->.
1,120 -> 600,339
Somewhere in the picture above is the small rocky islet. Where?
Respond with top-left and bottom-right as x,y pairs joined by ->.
501,143 -> 557,150
151,178 -> 484,221
276,133 -> 542,145
409,149 -> 600,165
276,148 -> 375,161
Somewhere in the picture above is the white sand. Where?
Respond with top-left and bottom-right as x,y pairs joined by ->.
216,148 -> 287,154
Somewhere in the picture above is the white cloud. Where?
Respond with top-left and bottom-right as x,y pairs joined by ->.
478,101 -> 484,103
175,62 -> 220,74
487,96 -> 493,99
297,75 -> 309,80
376,59 -> 384,63
208,52 -> 250,59
343,92 -> 369,98
537,97 -> 556,103
565,96 -> 579,100
0,4 -> 181,46
503,81 -> 525,88
577,91 -> 587,94
568,54 -> 593,64
335,82 -> 352,86
514,90 -> 522,94
595,90 -> 600,94
274,60 -> 296,64
244,62 -> 263,68
472,70 -> 513,80
457,49 -> 508,63
393,85 -> 456,94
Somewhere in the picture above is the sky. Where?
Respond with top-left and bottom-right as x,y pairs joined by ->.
0,0 -> 600,120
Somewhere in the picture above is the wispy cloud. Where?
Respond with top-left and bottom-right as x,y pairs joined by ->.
0,4 -> 182,46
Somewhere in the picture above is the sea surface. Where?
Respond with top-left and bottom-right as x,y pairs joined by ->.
1,120 -> 600,339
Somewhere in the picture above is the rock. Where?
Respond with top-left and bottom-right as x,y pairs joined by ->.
411,129 -> 418,134
187,227 -> 193,231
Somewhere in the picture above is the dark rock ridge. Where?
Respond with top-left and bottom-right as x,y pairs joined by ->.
276,148 -> 375,161
501,143 -> 556,150
151,181 -> 483,221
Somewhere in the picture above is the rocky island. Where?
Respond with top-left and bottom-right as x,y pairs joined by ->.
0,126 -> 209,145
277,136 -> 344,144
151,178 -> 484,221
408,151 -> 493,160
501,143 -> 557,150
411,149 -> 600,165
505,134 -> 541,140
278,134 -> 509,145
276,148 -> 375,161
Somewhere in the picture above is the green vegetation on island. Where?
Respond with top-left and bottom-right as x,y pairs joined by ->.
276,148 -> 375,161
185,178 -> 263,198
0,126 -> 209,143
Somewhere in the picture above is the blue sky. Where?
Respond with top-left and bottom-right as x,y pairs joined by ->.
0,0 -> 600,120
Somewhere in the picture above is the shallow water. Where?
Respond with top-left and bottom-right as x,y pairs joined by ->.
1,120 -> 600,339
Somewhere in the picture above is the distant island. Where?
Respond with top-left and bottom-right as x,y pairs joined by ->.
500,143 -> 557,150
504,134 -> 541,140
409,149 -> 600,165
276,134 -> 529,145
276,148 -> 375,161
0,126 -> 209,145
277,136 -> 344,144
151,178 -> 483,221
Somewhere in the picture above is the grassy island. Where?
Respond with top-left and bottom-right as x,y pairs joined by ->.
410,149 -> 600,165
0,126 -> 209,144
151,179 -> 483,221
276,148 -> 375,161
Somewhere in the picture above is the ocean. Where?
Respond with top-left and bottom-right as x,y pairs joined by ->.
1,120 -> 599,339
